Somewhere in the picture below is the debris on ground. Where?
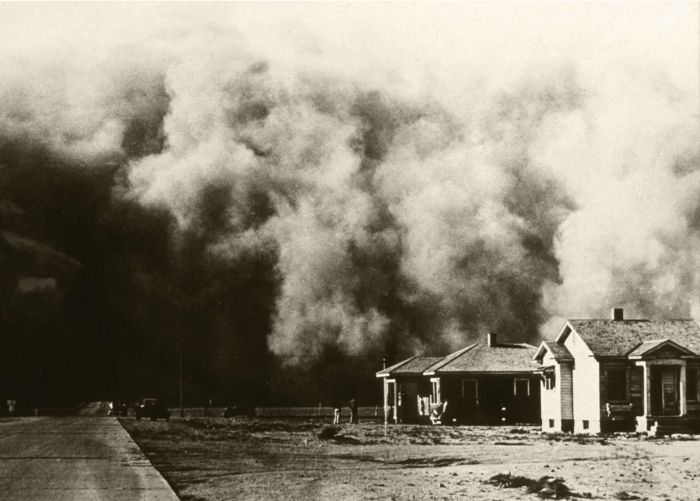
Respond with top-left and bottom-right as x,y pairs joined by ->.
486,473 -> 585,499
318,425 -> 362,444
613,492 -> 641,500
318,425 -> 340,440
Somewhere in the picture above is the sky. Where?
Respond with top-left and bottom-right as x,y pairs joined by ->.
0,2 -> 698,402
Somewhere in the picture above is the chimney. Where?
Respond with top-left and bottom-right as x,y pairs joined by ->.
487,333 -> 497,347
382,357 -> 386,369
612,308 -> 624,321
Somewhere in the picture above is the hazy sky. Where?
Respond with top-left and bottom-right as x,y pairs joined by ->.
1,2 -> 699,363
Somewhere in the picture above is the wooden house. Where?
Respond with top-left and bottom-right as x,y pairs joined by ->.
534,308 -> 700,435
376,334 -> 540,425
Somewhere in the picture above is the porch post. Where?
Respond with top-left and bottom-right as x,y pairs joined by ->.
642,362 -> 651,417
680,362 -> 687,416
383,378 -> 389,416
393,381 -> 399,421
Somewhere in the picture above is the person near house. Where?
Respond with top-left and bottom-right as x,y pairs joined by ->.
430,400 -> 448,425
333,400 -> 342,424
349,398 -> 358,424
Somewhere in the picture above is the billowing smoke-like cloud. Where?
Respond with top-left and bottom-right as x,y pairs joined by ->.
1,3 -> 698,371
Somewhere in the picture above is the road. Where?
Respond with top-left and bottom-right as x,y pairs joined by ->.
0,417 -> 180,500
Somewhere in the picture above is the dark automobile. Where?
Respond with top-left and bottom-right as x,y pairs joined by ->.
108,401 -> 129,417
222,405 -> 255,418
135,398 -> 171,421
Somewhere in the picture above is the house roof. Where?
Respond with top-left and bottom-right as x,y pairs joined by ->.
534,341 -> 574,362
429,342 -> 538,374
376,356 -> 415,377
424,344 -> 476,374
376,356 -> 443,377
391,356 -> 444,375
567,319 -> 700,357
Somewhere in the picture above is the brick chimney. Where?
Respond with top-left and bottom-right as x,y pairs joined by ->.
487,333 -> 497,347
612,308 -> 624,321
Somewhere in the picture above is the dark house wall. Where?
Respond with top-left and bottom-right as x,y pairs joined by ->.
440,374 -> 540,424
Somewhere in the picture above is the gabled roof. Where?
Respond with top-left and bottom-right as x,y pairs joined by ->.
427,342 -> 538,374
567,319 -> 700,357
534,341 -> 574,362
627,339 -> 695,358
375,356 -> 443,377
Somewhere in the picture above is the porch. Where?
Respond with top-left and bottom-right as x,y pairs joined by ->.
633,359 -> 700,434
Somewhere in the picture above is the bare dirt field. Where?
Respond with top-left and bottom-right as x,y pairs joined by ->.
120,417 -> 700,501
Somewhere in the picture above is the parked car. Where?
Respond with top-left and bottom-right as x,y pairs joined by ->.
135,398 -> 170,421
108,400 -> 129,417
222,405 -> 255,418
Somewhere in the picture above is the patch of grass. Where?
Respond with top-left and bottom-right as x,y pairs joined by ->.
393,457 -> 479,467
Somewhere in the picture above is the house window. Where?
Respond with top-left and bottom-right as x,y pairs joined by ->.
606,368 -> 627,401
687,369 -> 699,402
542,367 -> 556,390
549,419 -> 555,428
514,378 -> 530,396
582,420 -> 589,430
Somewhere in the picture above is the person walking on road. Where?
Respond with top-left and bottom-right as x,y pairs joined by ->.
349,398 -> 358,424
333,400 -> 341,424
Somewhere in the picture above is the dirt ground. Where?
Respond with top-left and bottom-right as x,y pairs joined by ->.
120,417 -> 700,501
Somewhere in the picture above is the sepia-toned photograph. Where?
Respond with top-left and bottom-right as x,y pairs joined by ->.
0,2 -> 698,500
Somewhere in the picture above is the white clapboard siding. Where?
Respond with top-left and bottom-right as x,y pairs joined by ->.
565,326 -> 601,432
540,351 -> 560,423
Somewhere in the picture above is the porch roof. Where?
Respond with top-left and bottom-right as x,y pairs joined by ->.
375,356 -> 443,377
627,339 -> 695,358
568,319 -> 700,357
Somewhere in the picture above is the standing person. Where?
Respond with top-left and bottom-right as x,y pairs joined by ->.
333,400 -> 341,425
349,398 -> 358,424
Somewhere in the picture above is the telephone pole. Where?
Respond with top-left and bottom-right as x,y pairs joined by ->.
179,353 -> 184,418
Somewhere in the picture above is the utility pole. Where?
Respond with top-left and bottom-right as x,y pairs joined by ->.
179,353 -> 184,418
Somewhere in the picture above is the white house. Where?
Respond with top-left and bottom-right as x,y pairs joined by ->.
534,308 -> 700,435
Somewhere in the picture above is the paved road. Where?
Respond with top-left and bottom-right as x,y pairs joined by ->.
0,417 -> 179,500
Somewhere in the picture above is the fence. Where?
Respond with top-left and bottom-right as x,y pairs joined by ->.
254,406 -> 381,418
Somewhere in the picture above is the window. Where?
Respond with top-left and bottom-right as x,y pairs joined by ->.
514,378 -> 530,396
582,420 -> 589,430
542,367 -> 556,390
606,368 -> 627,401
687,369 -> 699,402
549,419 -> 555,428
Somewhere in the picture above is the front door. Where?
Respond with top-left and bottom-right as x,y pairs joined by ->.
650,366 -> 680,416
460,379 -> 478,422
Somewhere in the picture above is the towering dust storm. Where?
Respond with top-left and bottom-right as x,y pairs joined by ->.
1,4 -> 698,382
